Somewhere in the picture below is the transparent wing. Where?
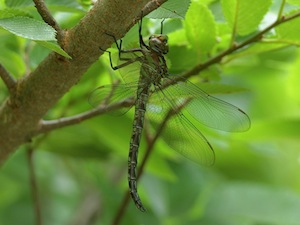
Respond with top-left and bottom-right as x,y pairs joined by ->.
88,83 -> 137,114
147,100 -> 215,166
163,80 -> 251,132
145,76 -> 250,165
117,51 -> 143,84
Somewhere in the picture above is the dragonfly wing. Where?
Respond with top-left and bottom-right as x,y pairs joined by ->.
117,52 -> 142,84
164,80 -> 251,132
88,83 -> 136,114
147,98 -> 215,166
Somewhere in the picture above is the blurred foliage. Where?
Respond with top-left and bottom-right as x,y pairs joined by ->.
1,0 -> 300,225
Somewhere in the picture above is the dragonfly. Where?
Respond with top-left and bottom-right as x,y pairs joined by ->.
90,13 -> 251,212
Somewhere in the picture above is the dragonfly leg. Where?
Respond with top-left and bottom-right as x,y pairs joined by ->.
138,11 -> 149,49
160,18 -> 165,34
102,33 -> 144,60
100,32 -> 146,71
100,33 -> 126,62
99,48 -> 119,70
100,48 -> 144,71
103,32 -> 122,52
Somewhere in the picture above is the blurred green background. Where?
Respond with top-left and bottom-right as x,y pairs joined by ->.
1,0 -> 300,225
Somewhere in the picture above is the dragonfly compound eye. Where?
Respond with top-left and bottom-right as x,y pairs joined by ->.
149,34 -> 169,54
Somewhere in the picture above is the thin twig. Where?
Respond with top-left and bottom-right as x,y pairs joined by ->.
27,147 -> 42,225
38,98 -> 134,134
229,0 -> 239,47
0,64 -> 16,94
277,0 -> 286,20
143,0 -> 168,15
32,0 -> 64,47
111,99 -> 190,225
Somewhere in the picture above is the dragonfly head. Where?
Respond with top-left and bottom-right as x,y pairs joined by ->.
149,34 -> 169,54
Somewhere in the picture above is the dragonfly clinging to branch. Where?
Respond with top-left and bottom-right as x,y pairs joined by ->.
90,12 -> 251,212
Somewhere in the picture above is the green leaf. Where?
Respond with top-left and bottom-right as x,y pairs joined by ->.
184,2 -> 217,53
225,42 -> 290,62
147,152 -> 178,182
195,0 -> 216,5
287,0 -> 300,6
0,32 -> 26,76
221,0 -> 272,36
0,16 -> 56,41
196,82 -> 249,94
205,182 -> 300,225
0,0 -> 5,9
47,5 -> 86,14
0,8 -> 32,19
0,48 -> 26,77
147,0 -> 191,19
5,0 -> 33,7
40,125 -> 111,159
247,119 -> 300,140
35,41 -> 72,59
276,10 -> 300,44
168,45 -> 198,73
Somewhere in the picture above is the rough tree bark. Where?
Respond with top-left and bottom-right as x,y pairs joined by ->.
0,0 -> 166,165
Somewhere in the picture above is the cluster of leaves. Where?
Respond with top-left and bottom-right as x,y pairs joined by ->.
1,0 -> 300,225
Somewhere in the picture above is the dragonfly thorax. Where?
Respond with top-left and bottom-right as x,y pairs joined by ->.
149,34 -> 169,54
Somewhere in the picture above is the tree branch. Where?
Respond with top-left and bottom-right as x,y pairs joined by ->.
0,0 -> 164,165
33,0 -> 64,47
38,98 -> 134,134
0,64 -> 16,94
143,0 -> 168,13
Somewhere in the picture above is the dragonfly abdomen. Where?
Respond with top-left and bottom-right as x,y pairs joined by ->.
128,88 -> 149,212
